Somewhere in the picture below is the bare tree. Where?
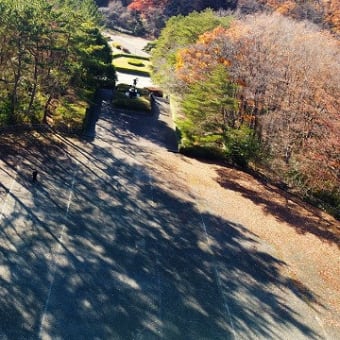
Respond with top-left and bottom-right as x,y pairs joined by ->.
220,14 -> 340,190
175,12 -> 340,191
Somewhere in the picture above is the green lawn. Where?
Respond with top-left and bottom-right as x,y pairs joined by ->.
113,56 -> 151,76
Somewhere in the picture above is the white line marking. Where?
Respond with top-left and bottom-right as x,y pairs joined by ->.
314,314 -> 329,340
147,169 -> 162,337
0,159 -> 21,221
200,214 -> 237,339
148,172 -> 155,206
66,174 -> 76,214
38,164 -> 78,338
156,258 -> 163,338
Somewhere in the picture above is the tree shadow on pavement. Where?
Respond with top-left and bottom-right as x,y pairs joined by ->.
216,167 -> 340,247
99,96 -> 178,152
0,107 -> 326,339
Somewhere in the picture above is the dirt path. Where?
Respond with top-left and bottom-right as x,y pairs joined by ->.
137,98 -> 340,338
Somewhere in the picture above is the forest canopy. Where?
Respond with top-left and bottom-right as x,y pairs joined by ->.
100,0 -> 340,37
151,11 -> 340,217
0,0 -> 115,127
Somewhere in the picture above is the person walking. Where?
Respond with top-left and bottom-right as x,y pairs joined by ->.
32,169 -> 38,183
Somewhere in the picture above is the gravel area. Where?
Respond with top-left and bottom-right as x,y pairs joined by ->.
125,96 -> 340,337
0,69 -> 339,338
116,71 -> 154,88
144,143 -> 340,337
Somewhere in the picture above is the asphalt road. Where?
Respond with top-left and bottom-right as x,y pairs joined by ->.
116,72 -> 154,88
104,30 -> 155,88
0,97 -> 335,339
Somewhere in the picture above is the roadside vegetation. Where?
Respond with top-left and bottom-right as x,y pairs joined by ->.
0,0 -> 116,131
150,10 -> 340,218
113,84 -> 151,112
2,0 -> 338,218
112,55 -> 151,76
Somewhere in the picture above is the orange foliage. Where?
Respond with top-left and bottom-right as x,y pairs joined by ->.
198,26 -> 229,44
323,0 -> 340,33
176,26 -> 234,84
128,0 -> 168,13
275,1 -> 296,15
259,0 -> 340,34
175,12 -> 339,194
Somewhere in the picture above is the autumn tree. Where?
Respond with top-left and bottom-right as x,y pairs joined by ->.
172,12 -> 339,209
175,26 -> 231,85
151,9 -> 232,90
101,0 -> 340,37
127,0 -> 236,17
221,14 -> 340,195
101,1 -> 138,34
128,0 -> 167,13
248,0 -> 340,34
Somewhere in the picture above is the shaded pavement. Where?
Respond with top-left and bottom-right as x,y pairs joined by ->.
0,95 -> 337,339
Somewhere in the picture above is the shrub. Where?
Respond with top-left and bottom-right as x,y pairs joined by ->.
113,54 -> 149,61
116,84 -> 149,96
112,42 -> 122,49
113,91 -> 151,112
116,83 -> 132,92
224,126 -> 263,168
128,59 -> 145,67
179,144 -> 225,161
114,67 -> 150,76
113,55 -> 151,76
307,189 -> 340,220
143,41 -> 157,52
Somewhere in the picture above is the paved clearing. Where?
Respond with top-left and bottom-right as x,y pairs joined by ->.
115,72 -> 154,88
0,96 -> 339,339
104,30 -> 151,58
104,30 -> 155,88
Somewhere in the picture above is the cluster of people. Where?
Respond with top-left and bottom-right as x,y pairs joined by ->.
127,78 -> 138,98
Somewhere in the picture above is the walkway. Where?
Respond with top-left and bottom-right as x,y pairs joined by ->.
0,96 -> 339,339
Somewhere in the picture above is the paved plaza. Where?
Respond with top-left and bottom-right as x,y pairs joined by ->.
0,97 -> 338,339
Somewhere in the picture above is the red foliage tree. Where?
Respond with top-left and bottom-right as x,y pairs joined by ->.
128,0 -> 168,14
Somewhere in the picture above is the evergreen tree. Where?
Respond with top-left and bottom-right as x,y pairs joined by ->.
180,65 -> 261,166
0,0 -> 115,125
181,65 -> 238,142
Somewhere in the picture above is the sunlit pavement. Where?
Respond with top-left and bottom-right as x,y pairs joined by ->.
105,30 -> 155,88
116,71 -> 154,88
0,97 -> 336,339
